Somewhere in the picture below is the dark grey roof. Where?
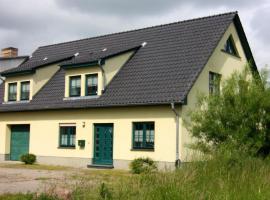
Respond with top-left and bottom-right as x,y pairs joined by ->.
59,44 -> 141,67
1,54 -> 73,76
0,12 -> 257,112
0,56 -> 29,61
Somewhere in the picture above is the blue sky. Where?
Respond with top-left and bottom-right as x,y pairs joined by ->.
0,0 -> 269,69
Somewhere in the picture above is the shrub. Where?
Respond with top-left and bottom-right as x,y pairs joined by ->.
20,153 -> 36,165
188,65 -> 270,157
130,157 -> 157,174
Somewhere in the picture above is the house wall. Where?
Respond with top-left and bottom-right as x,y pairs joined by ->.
180,22 -> 248,161
32,64 -> 60,96
0,105 -> 177,169
103,51 -> 134,86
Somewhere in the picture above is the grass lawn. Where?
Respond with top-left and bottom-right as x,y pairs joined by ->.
0,163 -> 72,171
0,156 -> 270,200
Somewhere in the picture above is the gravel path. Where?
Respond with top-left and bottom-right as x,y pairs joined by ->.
0,167 -> 74,194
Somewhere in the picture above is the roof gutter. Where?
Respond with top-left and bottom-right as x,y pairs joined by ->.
61,60 -> 99,69
171,102 -> 181,168
1,69 -> 34,77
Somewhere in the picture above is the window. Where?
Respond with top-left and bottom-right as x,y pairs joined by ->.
224,35 -> 239,57
133,122 -> 154,149
20,81 -> 30,101
69,76 -> 81,97
85,74 -> 98,96
8,83 -> 17,101
59,125 -> 76,148
209,72 -> 221,95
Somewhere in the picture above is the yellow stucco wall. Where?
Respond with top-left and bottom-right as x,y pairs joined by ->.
180,22 -> 248,161
0,106 -> 176,163
4,64 -> 59,102
103,51 -> 134,85
32,64 -> 60,95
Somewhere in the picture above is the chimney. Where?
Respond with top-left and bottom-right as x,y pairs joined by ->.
1,47 -> 18,57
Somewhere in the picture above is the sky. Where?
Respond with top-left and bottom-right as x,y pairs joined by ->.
0,0 -> 269,69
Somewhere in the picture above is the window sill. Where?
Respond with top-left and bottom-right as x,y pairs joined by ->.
63,95 -> 100,101
58,146 -> 76,149
221,49 -> 241,59
131,148 -> 154,152
3,100 -> 30,104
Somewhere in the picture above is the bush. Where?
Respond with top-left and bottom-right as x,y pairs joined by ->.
188,65 -> 270,157
130,157 -> 157,174
20,153 -> 36,165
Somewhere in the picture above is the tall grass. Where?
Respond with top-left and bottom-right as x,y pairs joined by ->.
71,155 -> 270,200
2,154 -> 270,199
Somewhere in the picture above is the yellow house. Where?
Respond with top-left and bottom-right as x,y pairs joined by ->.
0,12 -> 257,169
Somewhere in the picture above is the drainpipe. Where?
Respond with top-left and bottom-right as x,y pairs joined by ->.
171,102 -> 181,168
98,59 -> 106,93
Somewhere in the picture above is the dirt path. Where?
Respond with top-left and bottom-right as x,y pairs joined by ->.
0,167 -> 75,194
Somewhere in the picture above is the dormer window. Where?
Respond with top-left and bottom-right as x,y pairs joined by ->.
20,81 -> 30,101
224,35 -> 239,57
69,76 -> 81,97
86,74 -> 98,96
8,83 -> 17,101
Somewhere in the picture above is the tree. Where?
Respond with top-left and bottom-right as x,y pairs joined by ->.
188,65 -> 270,157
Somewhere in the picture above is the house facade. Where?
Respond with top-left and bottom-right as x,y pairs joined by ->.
0,12 -> 257,169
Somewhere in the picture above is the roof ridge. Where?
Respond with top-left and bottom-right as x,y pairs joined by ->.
38,11 -> 237,49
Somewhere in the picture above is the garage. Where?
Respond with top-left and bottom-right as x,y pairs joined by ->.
10,125 -> 30,161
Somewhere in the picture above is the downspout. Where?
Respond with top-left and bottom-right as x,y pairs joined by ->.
98,59 -> 106,93
171,102 -> 181,168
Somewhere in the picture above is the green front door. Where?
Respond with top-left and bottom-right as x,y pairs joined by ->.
93,124 -> 113,165
10,125 -> 30,161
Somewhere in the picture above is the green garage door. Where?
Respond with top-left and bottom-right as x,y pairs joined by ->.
10,125 -> 30,161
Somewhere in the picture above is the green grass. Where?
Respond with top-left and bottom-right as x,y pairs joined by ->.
1,156 -> 270,199
0,163 -> 72,171
69,156 -> 270,200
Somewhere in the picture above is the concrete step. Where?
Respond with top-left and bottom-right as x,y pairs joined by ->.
87,164 -> 114,169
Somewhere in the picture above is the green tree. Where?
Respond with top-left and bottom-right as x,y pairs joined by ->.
188,65 -> 270,157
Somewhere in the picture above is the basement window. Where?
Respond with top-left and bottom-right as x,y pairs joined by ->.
59,124 -> 76,148
223,35 -> 239,57
20,81 -> 30,101
85,74 -> 98,96
8,83 -> 17,101
132,122 -> 155,150
69,76 -> 81,97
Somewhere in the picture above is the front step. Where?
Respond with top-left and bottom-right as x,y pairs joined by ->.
87,164 -> 114,169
